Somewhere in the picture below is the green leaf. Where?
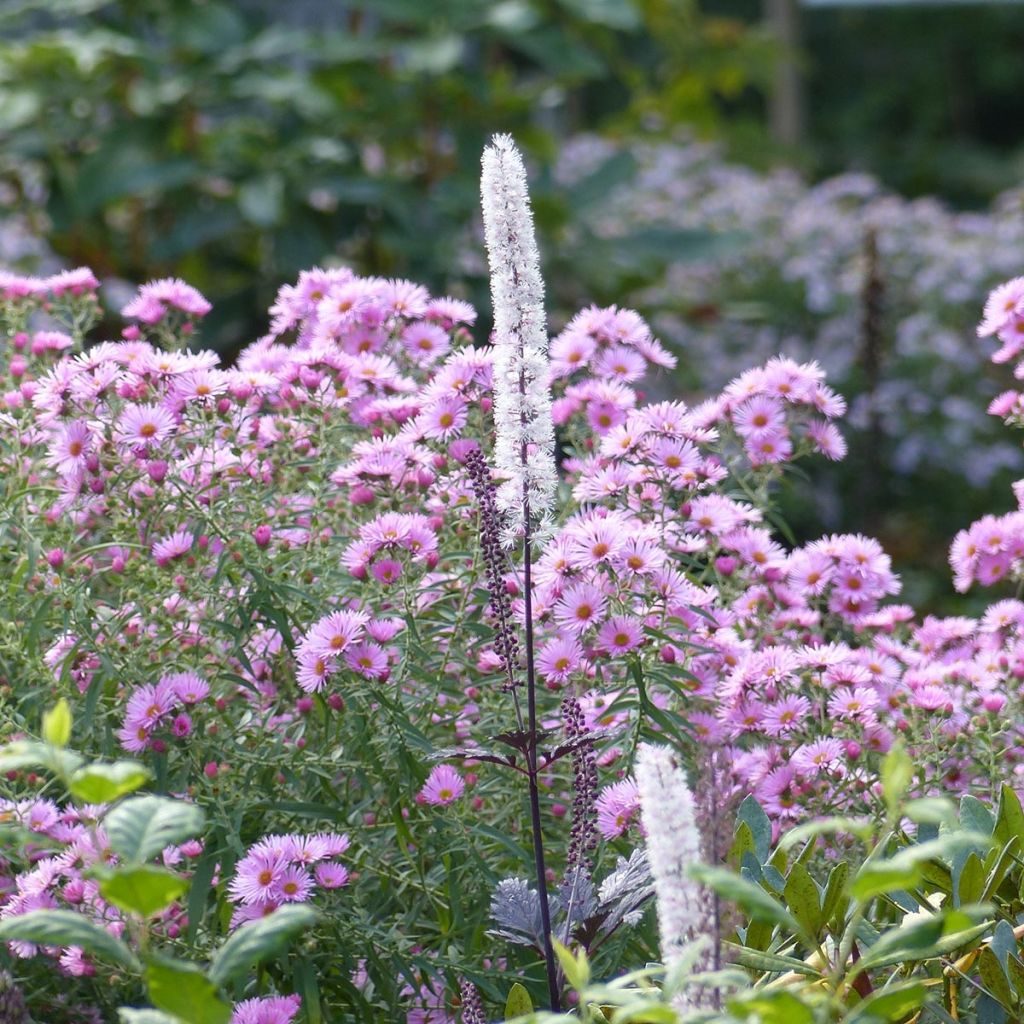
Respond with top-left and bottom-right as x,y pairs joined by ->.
0,909 -> 138,970
851,862 -> 923,902
961,795 -> 995,837
784,863 -> 823,939
105,796 -> 204,863
778,817 -> 873,851
145,957 -> 231,1024
957,853 -> 986,907
504,982 -> 533,1018
729,820 -> 755,868
691,866 -> 802,935
0,739 -> 83,776
724,942 -> 823,976
552,937 -> 590,992
846,982 -> 926,1023
70,761 -> 151,804
904,798 -> 958,827
42,699 -> 72,747
728,989 -> 814,1024
208,905 -> 318,988
977,947 -> 1015,1009
117,1012 -> 182,1024
96,866 -> 188,918
881,742 -> 913,815
994,785 -> 1024,849
822,861 -> 850,924
737,796 -> 772,864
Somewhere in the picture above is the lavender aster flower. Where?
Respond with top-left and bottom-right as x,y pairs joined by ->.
480,134 -> 557,544
635,743 -> 716,1011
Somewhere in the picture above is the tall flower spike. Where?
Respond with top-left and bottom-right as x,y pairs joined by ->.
480,133 -> 558,545
635,743 -> 716,1012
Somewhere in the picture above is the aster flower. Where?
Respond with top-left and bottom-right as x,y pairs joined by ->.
419,764 -> 464,806
479,133 -> 557,543
595,779 -> 641,839
230,994 -> 302,1024
115,403 -> 177,449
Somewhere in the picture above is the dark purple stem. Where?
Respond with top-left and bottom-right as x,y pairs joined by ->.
523,504 -> 560,1011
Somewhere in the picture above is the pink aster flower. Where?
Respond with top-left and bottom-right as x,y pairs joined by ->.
115,403 -> 177,449
536,637 -> 584,685
274,866 -> 314,903
419,764 -> 464,806
314,862 -> 349,889
47,421 -> 93,476
152,530 -> 194,566
597,615 -> 644,655
230,994 -> 302,1024
421,396 -> 468,441
553,582 -> 607,634
595,779 -> 641,839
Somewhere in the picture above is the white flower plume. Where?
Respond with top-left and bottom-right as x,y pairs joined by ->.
480,133 -> 557,544
636,743 -> 715,1011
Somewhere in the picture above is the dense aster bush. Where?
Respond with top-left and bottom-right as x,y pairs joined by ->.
3,137 -> 1024,1023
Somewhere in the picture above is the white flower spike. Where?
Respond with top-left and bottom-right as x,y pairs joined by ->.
480,133 -> 557,545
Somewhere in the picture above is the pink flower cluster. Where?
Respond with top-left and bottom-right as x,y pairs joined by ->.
293,609 -> 405,691
116,671 -> 211,752
0,800 -> 201,975
231,995 -> 302,1024
225,832 -> 349,929
121,277 -> 212,325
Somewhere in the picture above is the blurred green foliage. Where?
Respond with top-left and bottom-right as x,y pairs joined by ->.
0,0 -> 773,347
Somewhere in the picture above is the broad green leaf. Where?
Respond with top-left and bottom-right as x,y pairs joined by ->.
904,798 -> 958,826
0,739 -> 83,776
97,866 -> 188,918
728,989 -> 814,1024
859,918 -> 991,972
737,796 -> 772,864
994,785 -> 1024,849
846,982 -> 926,1023
854,832 -> 995,900
784,863 -> 823,938
0,909 -> 138,970
729,820 -> 755,868
70,761 -> 151,804
851,862 -> 923,902
504,982 -> 533,1018
977,947 -> 1014,1009
957,853 -> 986,907
105,796 -> 204,863
145,957 -> 231,1024
208,905 -> 317,988
42,699 -> 72,747
691,866 -> 802,935
961,795 -> 995,837
881,742 -> 913,814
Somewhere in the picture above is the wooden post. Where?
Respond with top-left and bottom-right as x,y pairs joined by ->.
766,0 -> 805,146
